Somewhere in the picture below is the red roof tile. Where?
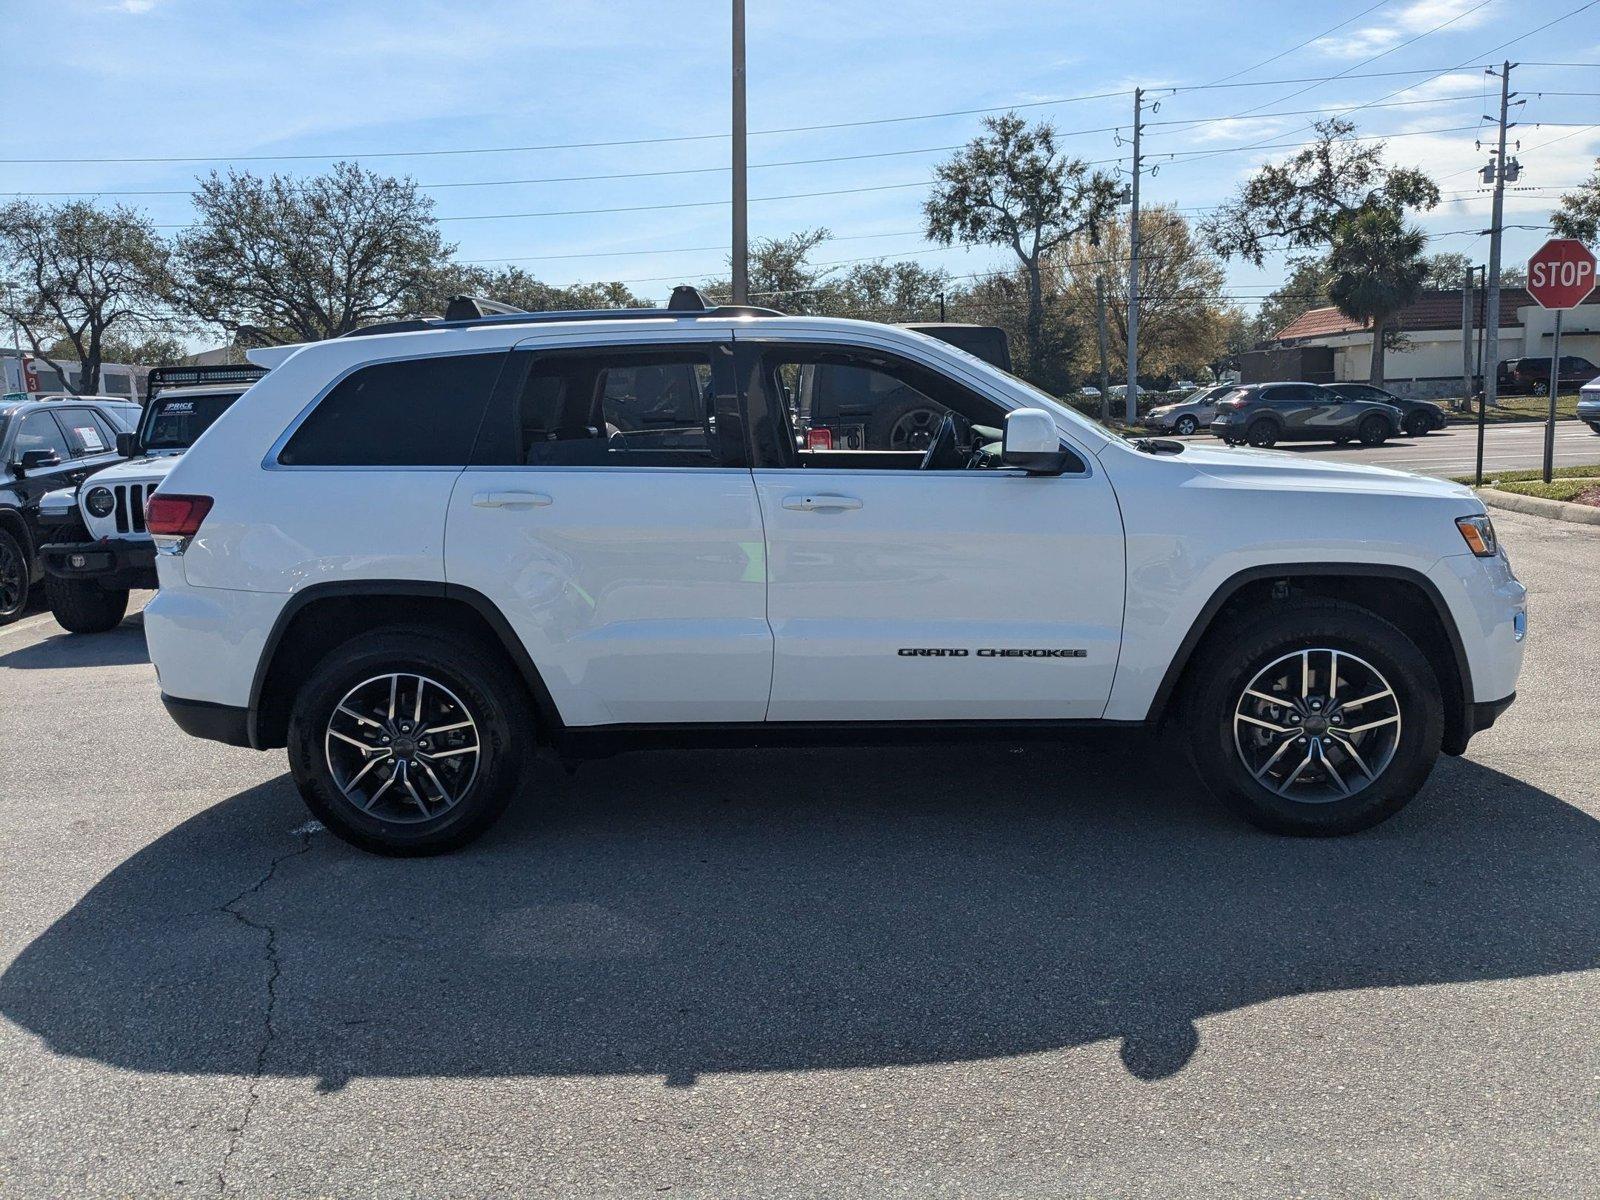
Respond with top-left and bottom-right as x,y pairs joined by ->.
1276,288 -> 1532,342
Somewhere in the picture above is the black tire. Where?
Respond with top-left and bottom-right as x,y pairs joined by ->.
1402,411 -> 1431,437
868,392 -> 945,452
1246,420 -> 1278,448
287,627 -> 533,855
45,577 -> 129,634
0,526 -> 30,626
1184,598 -> 1443,836
1587,422 -> 1600,435
1174,415 -> 1199,436
1332,436 -> 1353,446
1531,380 -> 1548,397
1357,415 -> 1389,446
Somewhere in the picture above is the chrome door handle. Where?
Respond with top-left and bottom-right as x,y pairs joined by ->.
472,490 -> 553,508
781,494 -> 863,512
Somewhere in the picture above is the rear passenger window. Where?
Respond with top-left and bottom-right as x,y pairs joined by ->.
279,353 -> 505,466
515,348 -> 721,467
57,409 -> 111,456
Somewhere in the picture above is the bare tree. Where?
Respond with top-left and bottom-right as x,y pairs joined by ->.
174,162 -> 453,343
0,200 -> 173,393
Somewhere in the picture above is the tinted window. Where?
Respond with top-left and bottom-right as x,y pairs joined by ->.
514,348 -> 720,467
56,408 -> 112,456
280,354 -> 505,467
12,411 -> 71,462
143,391 -> 244,450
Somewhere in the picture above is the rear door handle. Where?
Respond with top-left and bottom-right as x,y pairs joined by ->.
781,493 -> 863,512
472,490 -> 553,508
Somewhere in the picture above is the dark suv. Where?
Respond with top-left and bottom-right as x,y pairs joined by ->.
0,397 -> 138,623
1209,382 -> 1402,448
1498,356 -> 1599,397
1324,383 -> 1446,437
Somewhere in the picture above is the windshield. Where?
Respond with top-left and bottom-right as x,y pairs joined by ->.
140,391 -> 240,451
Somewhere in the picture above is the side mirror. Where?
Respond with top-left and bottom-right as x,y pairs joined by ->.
17,449 -> 60,474
116,431 -> 138,458
1001,408 -> 1069,474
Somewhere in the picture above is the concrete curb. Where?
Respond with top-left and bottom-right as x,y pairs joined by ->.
1479,486 -> 1600,527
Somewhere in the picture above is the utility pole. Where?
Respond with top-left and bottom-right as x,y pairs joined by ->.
1461,264 -> 1475,410
731,0 -> 749,305
1096,275 -> 1112,424
1475,62 -> 1519,484
1124,87 -> 1145,426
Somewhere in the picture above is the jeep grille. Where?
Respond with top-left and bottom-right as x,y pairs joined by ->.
112,483 -> 156,534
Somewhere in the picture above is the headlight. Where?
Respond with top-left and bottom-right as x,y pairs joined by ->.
85,487 -> 115,519
1456,514 -> 1498,557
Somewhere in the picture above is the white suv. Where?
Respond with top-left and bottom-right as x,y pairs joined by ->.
144,291 -> 1527,854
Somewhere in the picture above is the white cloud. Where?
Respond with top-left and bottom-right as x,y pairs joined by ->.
110,0 -> 159,12
1314,0 -> 1497,59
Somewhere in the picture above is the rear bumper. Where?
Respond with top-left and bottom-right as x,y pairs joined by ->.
160,693 -> 252,748
40,538 -> 157,590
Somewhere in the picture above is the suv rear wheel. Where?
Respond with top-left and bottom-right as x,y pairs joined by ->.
1184,599 -> 1443,836
46,577 -> 129,634
1401,410 -> 1432,437
287,628 -> 532,855
1357,415 -> 1389,446
1246,420 -> 1278,448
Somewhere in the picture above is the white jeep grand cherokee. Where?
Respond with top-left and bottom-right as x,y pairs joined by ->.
144,291 -> 1527,855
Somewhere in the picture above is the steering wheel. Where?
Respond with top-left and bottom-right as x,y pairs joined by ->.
919,413 -> 967,471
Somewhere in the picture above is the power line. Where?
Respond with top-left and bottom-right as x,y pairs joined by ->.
1196,0 -> 1396,87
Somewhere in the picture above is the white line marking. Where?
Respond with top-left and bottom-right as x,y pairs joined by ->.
0,612 -> 57,640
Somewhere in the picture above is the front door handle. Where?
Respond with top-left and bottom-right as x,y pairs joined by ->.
472,490 -> 553,509
781,493 -> 863,512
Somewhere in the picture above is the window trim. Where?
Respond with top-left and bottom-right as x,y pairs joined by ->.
264,347 -> 511,472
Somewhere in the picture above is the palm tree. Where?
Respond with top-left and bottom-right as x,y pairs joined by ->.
1326,207 -> 1427,388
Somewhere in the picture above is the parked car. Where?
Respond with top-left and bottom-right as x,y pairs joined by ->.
37,365 -> 267,632
0,396 -> 140,624
1141,384 -> 1236,436
1209,382 -> 1402,448
1498,355 -> 1600,396
1579,375 -> 1600,434
143,289 -> 1524,854
1324,383 -> 1447,437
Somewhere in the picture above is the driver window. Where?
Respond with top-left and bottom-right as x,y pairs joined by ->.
760,345 -> 1005,470
13,411 -> 73,464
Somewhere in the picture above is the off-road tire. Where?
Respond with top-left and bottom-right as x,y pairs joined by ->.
287,627 -> 533,855
868,392 -> 946,452
46,577 -> 129,633
1184,598 -> 1444,836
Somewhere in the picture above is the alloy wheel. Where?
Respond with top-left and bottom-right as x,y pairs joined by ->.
0,536 -> 24,618
324,673 -> 481,823
1232,648 -> 1402,804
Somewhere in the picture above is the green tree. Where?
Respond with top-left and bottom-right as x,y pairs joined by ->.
175,162 -> 453,343
46,330 -> 186,368
1201,118 -> 1440,265
434,264 -> 648,312
925,113 -> 1121,383
1252,256 -> 1333,342
1326,207 -> 1428,388
1551,157 -> 1600,243
0,200 -> 173,393
832,259 -> 955,321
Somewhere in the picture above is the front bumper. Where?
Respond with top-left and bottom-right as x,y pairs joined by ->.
40,538 -> 157,590
161,693 -> 252,747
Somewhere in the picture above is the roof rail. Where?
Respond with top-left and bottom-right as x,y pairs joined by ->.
146,363 -> 269,405
339,286 -> 786,340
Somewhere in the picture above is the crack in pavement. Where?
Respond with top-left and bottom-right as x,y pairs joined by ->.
214,828 -> 316,1197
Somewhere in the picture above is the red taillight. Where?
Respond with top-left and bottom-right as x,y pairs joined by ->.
146,493 -> 214,537
806,428 -> 833,450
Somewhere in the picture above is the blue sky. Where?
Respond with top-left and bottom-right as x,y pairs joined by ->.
1,0 -> 1596,326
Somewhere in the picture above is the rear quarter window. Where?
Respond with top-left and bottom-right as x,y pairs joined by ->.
278,353 -> 506,467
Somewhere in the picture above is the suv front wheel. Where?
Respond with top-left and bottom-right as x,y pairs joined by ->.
287,628 -> 532,855
1184,599 -> 1443,835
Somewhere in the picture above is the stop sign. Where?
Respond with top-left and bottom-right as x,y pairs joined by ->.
1526,238 -> 1597,310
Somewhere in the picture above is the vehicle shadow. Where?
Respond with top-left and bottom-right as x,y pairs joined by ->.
3,743 -> 1596,1089
0,616 -> 147,669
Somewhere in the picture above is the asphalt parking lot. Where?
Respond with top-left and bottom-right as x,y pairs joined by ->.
2,506 -> 1598,1198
